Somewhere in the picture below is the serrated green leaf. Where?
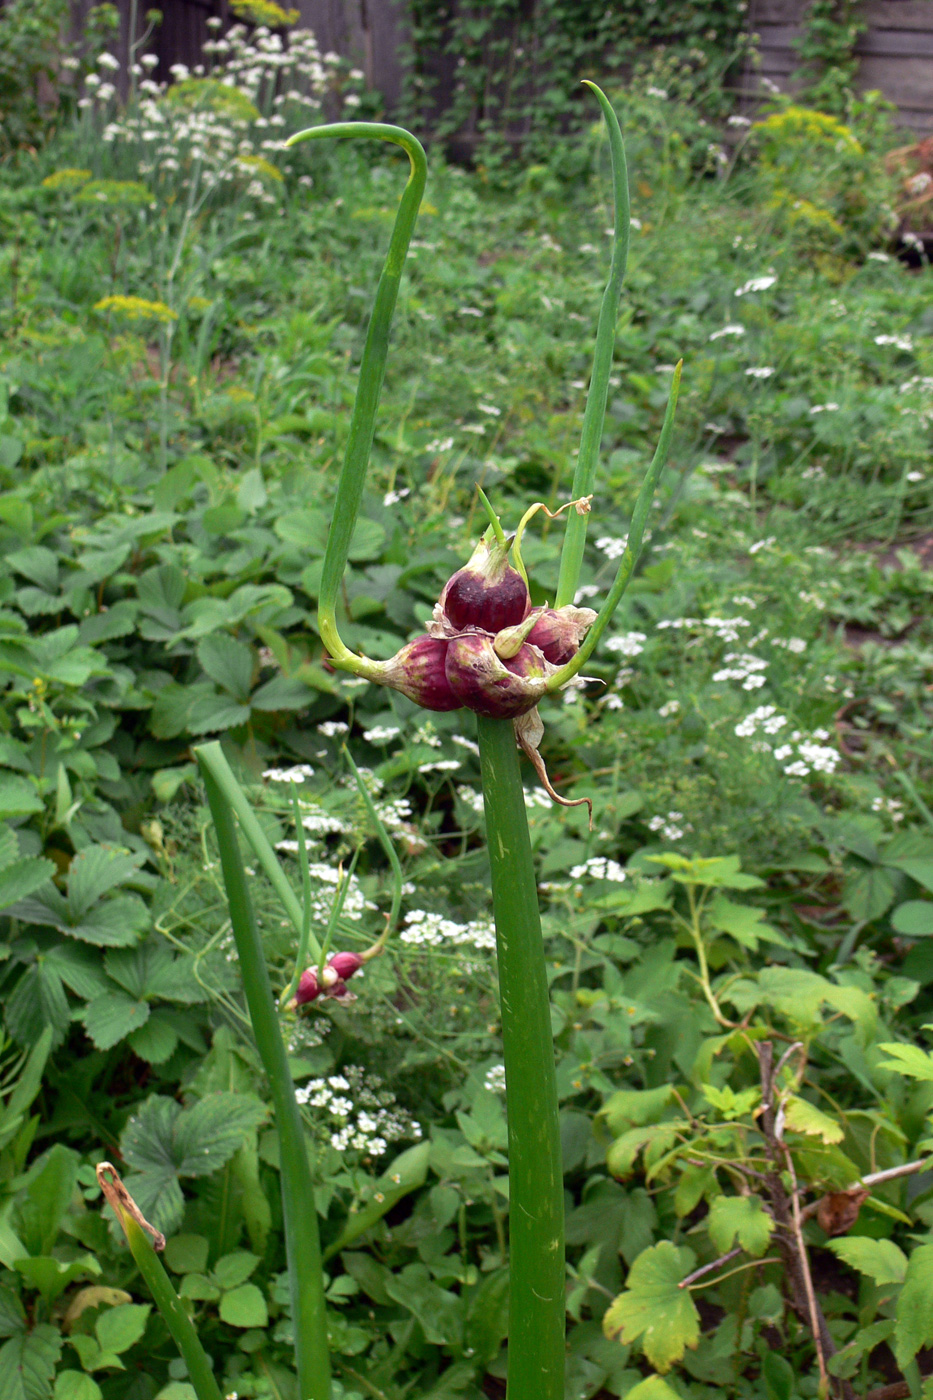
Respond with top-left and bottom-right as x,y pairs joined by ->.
0,778 -> 43,821
82,993 -> 150,1051
185,695 -> 252,735
895,1243 -> 933,1369
601,1085 -> 674,1134
607,1123 -> 680,1178
67,847 -> 143,919
828,1236 -> 907,1285
197,635 -> 254,702
0,853 -> 41,924
878,1042 -> 933,1082
172,1093 -> 268,1176
104,944 -> 205,1004
218,1284 -> 267,1329
603,1241 -> 699,1373
127,1015 -> 179,1066
0,1325 -> 61,1400
68,895 -> 149,947
842,866 -> 896,921
783,1096 -> 844,1144
44,945 -> 109,1000
707,1195 -> 774,1256
706,894 -> 788,949
4,962 -> 70,1050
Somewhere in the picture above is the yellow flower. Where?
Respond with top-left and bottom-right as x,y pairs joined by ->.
76,180 -> 154,207
42,168 -> 91,191
230,0 -> 299,26
93,295 -> 177,325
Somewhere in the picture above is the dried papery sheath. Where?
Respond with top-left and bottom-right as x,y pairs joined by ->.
526,605 -> 597,665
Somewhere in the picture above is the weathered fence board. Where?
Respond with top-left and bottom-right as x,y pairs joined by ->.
746,0 -> 933,130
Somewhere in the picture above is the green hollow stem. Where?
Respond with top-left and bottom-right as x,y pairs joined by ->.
196,742 -> 331,1400
106,1205 -> 223,1400
556,82 -> 631,609
285,122 -> 426,669
476,715 -> 564,1400
195,743 -> 321,962
547,360 -> 681,691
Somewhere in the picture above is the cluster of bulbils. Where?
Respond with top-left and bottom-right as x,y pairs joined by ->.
293,522 -> 598,1008
375,530 -> 595,718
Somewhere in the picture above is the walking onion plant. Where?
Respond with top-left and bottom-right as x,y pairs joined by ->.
103,85 -> 680,1400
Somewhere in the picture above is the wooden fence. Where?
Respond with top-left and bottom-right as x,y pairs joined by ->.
745,0 -> 933,131
69,0 -> 933,134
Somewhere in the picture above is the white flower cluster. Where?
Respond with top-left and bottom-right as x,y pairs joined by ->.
317,720 -> 349,738
874,334 -> 913,352
605,630 -> 647,657
295,1066 -> 422,1157
595,535 -> 628,560
648,811 -> 690,841
709,324 -> 745,340
457,785 -> 485,814
871,796 -> 905,823
569,856 -> 627,882
657,616 -> 751,644
771,636 -> 807,654
401,908 -> 496,950
735,275 -> 777,296
84,22 -> 361,203
263,764 -> 315,783
363,725 -> 400,744
713,652 -> 768,690
735,706 -> 839,778
484,1064 -> 507,1094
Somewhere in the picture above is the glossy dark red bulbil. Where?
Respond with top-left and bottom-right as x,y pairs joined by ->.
294,951 -> 365,1008
442,536 -> 530,634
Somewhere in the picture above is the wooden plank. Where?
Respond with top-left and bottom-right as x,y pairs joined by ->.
857,54 -> 933,107
754,22 -> 800,49
863,0 -> 933,30
894,108 -> 933,132
858,27 -> 933,56
755,0 -> 933,26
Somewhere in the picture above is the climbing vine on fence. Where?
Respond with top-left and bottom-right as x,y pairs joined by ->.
398,0 -> 753,172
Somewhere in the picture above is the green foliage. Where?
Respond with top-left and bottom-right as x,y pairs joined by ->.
0,27 -> 930,1400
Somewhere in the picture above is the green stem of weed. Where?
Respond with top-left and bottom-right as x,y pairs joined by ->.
556,82 -> 630,608
196,742 -> 331,1400
476,714 -> 564,1400
548,361 -> 681,691
284,123 -> 426,670
195,744 -> 321,962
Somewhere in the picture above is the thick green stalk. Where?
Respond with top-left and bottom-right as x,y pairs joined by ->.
476,715 -> 564,1400
556,82 -> 630,608
97,1166 -> 223,1400
196,742 -> 331,1400
547,360 -> 681,691
285,123 -> 427,669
